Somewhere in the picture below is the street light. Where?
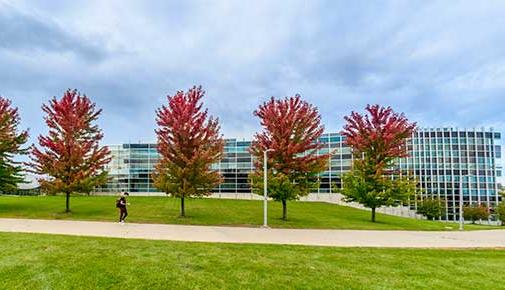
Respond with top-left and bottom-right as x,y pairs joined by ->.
459,184 -> 464,231
263,149 -> 274,228
459,176 -> 465,231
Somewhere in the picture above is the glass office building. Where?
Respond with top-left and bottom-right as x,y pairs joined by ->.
96,128 -> 502,221
403,128 -> 502,220
96,143 -> 160,193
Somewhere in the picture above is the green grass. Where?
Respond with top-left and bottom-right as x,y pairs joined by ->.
0,195 -> 499,230
0,232 -> 503,290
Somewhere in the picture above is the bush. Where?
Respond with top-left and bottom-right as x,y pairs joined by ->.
0,187 -> 41,196
463,204 -> 489,224
416,198 -> 445,220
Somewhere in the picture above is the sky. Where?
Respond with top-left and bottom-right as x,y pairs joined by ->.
1,0 -> 505,146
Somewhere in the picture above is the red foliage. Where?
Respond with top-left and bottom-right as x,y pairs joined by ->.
251,95 -> 328,175
29,89 -> 111,194
154,86 -> 223,200
0,97 -> 28,155
342,104 -> 416,169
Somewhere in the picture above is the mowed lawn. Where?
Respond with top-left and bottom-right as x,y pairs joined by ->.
0,232 -> 504,290
0,195 -> 499,230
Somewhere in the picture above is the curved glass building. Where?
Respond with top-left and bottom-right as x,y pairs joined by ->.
96,128 -> 502,221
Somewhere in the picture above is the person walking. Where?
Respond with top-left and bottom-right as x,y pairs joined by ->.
116,192 -> 129,223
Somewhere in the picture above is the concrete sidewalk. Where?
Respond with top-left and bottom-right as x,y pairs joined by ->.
0,218 -> 504,248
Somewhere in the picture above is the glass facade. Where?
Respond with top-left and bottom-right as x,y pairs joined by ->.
96,128 -> 502,221
402,128 -> 502,220
213,139 -> 254,193
97,144 -> 159,193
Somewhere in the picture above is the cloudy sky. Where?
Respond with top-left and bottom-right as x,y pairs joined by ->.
1,0 -> 505,145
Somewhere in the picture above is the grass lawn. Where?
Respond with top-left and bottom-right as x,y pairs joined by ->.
0,195 -> 499,231
0,232 -> 503,290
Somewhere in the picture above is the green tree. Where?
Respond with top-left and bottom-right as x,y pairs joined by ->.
341,161 -> 417,222
463,204 -> 489,224
250,171 -> 318,220
0,97 -> 28,193
416,197 -> 446,220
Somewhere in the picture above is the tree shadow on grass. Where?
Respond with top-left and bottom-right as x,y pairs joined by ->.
51,211 -> 74,219
0,203 -> 30,212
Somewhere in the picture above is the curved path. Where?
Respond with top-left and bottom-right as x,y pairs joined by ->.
0,218 -> 504,248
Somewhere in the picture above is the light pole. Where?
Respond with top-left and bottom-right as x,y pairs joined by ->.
459,176 -> 464,231
263,149 -> 273,228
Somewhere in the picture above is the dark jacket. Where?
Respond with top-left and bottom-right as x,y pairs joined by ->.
116,197 -> 127,208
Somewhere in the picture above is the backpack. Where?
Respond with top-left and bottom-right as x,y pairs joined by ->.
116,198 -> 122,208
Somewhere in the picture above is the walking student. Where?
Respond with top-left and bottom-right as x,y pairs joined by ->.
116,192 -> 129,223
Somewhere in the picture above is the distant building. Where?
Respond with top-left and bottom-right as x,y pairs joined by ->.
95,128 -> 502,221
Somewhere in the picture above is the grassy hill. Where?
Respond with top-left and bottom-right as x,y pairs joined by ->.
0,195 -> 499,231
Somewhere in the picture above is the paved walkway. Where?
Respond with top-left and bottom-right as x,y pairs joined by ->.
0,218 -> 504,248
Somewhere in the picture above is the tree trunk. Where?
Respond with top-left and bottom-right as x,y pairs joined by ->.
282,199 -> 287,220
371,207 -> 376,222
65,192 -> 70,213
180,197 -> 185,217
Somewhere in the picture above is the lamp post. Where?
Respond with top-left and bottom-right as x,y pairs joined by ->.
263,149 -> 274,228
459,176 -> 464,231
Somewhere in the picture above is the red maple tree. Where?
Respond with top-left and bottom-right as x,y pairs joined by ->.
30,89 -> 111,212
153,86 -> 224,217
0,97 -> 29,192
341,104 -> 417,222
342,104 -> 417,173
250,95 -> 328,220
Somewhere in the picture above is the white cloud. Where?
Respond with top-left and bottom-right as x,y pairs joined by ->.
1,0 -> 505,146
